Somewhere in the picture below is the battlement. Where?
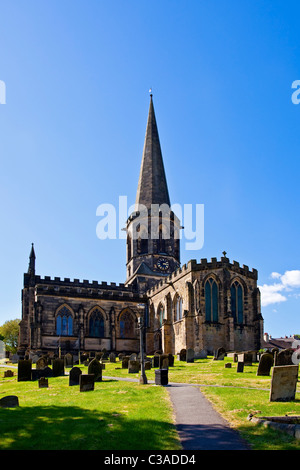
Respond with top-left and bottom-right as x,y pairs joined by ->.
147,256 -> 258,295
23,273 -> 139,294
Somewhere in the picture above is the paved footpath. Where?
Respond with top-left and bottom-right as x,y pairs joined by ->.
167,383 -> 251,450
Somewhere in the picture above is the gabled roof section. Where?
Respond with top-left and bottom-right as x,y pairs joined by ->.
135,95 -> 170,210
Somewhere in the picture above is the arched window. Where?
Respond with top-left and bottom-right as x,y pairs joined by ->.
127,234 -> 132,262
119,310 -> 135,339
158,304 -> 164,328
89,308 -> 105,337
205,278 -> 218,322
175,296 -> 183,321
56,306 -> 73,336
231,281 -> 243,324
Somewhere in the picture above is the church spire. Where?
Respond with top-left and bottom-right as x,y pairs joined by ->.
28,243 -> 36,276
135,94 -> 170,210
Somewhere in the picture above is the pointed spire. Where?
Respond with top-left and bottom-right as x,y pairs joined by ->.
28,243 -> 36,276
135,94 -> 170,209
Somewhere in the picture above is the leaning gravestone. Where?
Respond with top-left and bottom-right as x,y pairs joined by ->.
257,352 -> 273,376
69,366 -> 82,386
0,395 -> 19,408
88,358 -> 102,382
79,374 -> 95,392
270,365 -> 299,402
237,362 -> 244,373
17,359 -> 32,381
122,356 -> 130,369
52,358 -> 64,377
186,348 -> 195,363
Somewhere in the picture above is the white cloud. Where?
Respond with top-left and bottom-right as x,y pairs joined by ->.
259,269 -> 300,307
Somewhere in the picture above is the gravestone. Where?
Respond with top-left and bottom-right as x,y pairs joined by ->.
109,352 -> 116,363
270,365 -> 299,402
17,359 -> 32,381
52,359 -> 64,377
224,363 -> 232,368
275,349 -> 294,366
4,370 -> 14,377
237,362 -> 244,373
88,358 -> 102,382
152,355 -> 160,368
64,353 -> 73,368
129,353 -> 138,361
179,349 -> 186,361
128,360 -> 140,373
257,352 -> 273,376
168,354 -> 174,367
238,353 -> 252,366
159,354 -> 169,369
155,369 -> 168,386
69,366 -> 82,386
79,374 -> 95,392
122,356 -> 129,369
36,357 -> 48,370
38,377 -> 49,388
145,361 -> 152,370
0,395 -> 19,408
215,347 -> 226,360
198,349 -> 208,359
186,348 -> 195,363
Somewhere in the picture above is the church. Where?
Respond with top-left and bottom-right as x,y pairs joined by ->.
18,95 -> 264,358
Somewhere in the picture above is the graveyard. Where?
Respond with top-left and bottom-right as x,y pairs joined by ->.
0,350 -> 300,450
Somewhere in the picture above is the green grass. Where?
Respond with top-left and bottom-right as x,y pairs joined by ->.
0,367 -> 180,450
1,356 -> 300,450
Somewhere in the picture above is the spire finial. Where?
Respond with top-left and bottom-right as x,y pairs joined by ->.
149,87 -> 153,98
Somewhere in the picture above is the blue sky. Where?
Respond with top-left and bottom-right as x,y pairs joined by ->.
0,0 -> 300,338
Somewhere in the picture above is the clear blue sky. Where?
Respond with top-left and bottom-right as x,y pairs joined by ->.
0,0 -> 300,338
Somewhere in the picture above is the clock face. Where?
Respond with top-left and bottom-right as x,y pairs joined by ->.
157,258 -> 169,271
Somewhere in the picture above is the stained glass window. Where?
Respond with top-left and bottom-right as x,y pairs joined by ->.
56,306 -> 73,336
119,310 -> 135,339
89,309 -> 105,337
231,281 -> 243,324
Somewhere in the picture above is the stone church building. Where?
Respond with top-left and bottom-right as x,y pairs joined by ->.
18,95 -> 264,358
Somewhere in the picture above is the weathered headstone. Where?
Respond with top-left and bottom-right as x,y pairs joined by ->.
109,352 -> 116,363
145,361 -> 152,370
275,349 -> 294,366
69,366 -> 82,386
215,347 -> 226,360
128,360 -> 140,373
36,357 -> 48,370
159,354 -> 169,369
79,374 -> 95,392
168,354 -> 174,367
64,353 -> 73,368
38,377 -> 49,388
224,363 -> 232,368
237,362 -> 244,373
186,348 -> 195,363
0,395 -> 19,408
270,365 -> 299,402
3,370 -> 14,378
238,352 -> 252,366
17,359 -> 32,381
52,358 -> 65,377
88,358 -> 102,382
257,352 -> 273,376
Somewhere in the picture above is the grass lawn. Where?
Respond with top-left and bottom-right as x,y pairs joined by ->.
1,355 -> 300,450
0,366 -> 180,450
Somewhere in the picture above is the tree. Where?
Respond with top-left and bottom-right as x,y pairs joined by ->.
0,319 -> 20,354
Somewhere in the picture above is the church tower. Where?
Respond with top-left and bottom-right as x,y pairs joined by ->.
125,94 -> 181,292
